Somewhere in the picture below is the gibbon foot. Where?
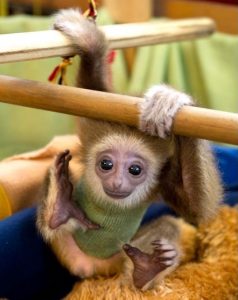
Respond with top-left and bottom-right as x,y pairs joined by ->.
49,150 -> 100,230
123,239 -> 177,289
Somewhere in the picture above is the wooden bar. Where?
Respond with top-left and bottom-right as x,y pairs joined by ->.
0,18 -> 215,63
0,75 -> 237,145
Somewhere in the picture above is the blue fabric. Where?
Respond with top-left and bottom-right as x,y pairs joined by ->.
213,145 -> 238,207
212,145 -> 238,191
0,145 -> 237,299
0,207 -> 76,300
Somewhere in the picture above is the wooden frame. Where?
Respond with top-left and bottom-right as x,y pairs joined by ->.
0,19 -> 237,145
0,18 -> 215,63
0,75 -> 237,145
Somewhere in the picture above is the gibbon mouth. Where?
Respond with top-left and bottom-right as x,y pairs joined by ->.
104,189 -> 131,199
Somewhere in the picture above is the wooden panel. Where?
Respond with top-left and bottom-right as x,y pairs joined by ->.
163,0 -> 238,34
104,0 -> 152,23
8,0 -> 102,11
192,0 -> 238,5
104,0 -> 152,75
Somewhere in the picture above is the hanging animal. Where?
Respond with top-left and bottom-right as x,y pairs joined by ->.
37,9 -> 223,290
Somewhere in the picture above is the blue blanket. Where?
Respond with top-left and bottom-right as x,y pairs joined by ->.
0,145 -> 237,299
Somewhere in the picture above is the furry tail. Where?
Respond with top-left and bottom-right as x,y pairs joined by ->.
53,8 -> 110,91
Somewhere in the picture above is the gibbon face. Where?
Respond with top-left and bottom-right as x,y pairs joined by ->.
83,132 -> 171,208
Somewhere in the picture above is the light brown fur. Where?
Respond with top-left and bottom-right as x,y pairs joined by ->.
65,206 -> 238,300
37,8 -> 223,291
51,232 -> 123,278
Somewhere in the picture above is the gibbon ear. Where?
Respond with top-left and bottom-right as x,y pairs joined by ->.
158,137 -> 223,225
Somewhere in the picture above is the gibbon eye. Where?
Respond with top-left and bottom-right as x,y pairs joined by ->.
128,165 -> 142,176
100,159 -> 113,171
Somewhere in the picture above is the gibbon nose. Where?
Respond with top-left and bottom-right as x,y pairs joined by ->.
112,178 -> 123,190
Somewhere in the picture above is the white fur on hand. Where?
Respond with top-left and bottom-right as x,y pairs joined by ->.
53,8 -> 84,32
53,8 -> 96,46
139,85 -> 194,139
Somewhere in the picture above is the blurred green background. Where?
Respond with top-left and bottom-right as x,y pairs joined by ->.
0,8 -> 237,159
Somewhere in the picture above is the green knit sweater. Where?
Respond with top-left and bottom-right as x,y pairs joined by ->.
73,181 -> 149,259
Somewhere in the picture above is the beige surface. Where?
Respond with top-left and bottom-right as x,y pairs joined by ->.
0,135 -> 80,217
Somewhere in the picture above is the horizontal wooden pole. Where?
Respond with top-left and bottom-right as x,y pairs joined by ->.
0,75 -> 237,145
0,18 -> 215,63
